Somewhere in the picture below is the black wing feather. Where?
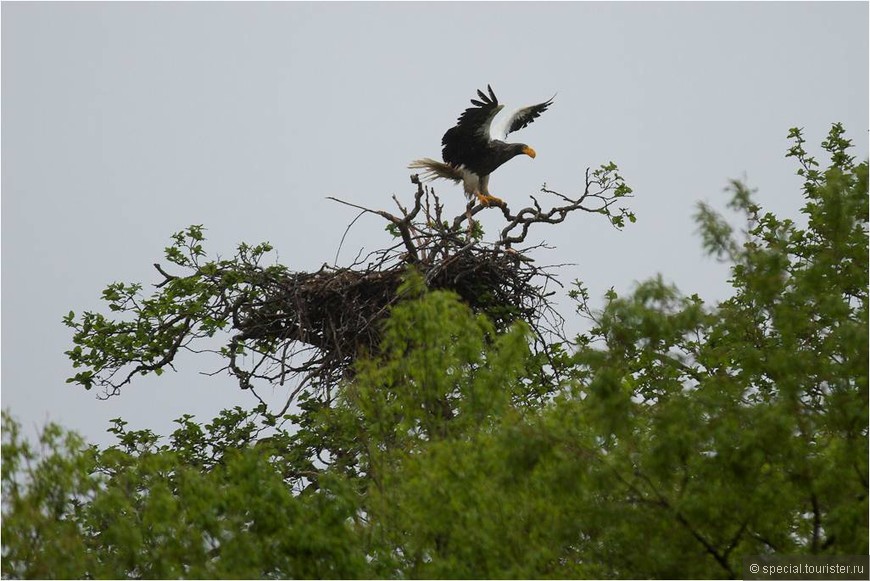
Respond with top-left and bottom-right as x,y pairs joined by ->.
441,85 -> 503,166
505,95 -> 556,136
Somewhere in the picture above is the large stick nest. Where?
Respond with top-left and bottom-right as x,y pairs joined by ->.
236,242 -> 542,360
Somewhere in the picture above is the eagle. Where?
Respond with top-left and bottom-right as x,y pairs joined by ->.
409,85 -> 554,207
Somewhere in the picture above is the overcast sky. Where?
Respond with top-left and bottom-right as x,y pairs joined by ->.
3,1 -> 868,447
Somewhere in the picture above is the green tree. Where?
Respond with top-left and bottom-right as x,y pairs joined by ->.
1,408 -> 369,579
3,124 -> 866,579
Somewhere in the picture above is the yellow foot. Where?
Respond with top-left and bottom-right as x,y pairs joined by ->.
475,193 -> 504,207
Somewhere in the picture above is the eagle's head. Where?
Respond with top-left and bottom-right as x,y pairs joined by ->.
500,142 -> 536,162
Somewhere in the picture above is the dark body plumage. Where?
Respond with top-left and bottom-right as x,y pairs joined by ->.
410,85 -> 554,206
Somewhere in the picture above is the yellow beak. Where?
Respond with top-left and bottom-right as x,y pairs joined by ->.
523,146 -> 537,158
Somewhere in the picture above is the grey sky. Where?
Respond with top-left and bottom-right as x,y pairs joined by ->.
3,1 -> 868,447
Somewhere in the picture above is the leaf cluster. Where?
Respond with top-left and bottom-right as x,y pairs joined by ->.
63,225 -> 286,397
2,408 -> 367,579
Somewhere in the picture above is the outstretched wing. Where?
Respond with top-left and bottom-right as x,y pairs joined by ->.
492,94 -> 556,141
442,85 -> 504,165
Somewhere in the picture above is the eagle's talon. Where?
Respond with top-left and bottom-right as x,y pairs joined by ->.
476,194 -> 504,208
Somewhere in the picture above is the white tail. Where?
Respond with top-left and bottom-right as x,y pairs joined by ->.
408,158 -> 464,183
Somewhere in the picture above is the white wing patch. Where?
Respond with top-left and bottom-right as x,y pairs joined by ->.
489,106 -> 524,141
479,104 -> 505,140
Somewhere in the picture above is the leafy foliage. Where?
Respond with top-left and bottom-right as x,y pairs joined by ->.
3,124 -> 866,579
2,408 -> 367,579
63,225 -> 287,396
